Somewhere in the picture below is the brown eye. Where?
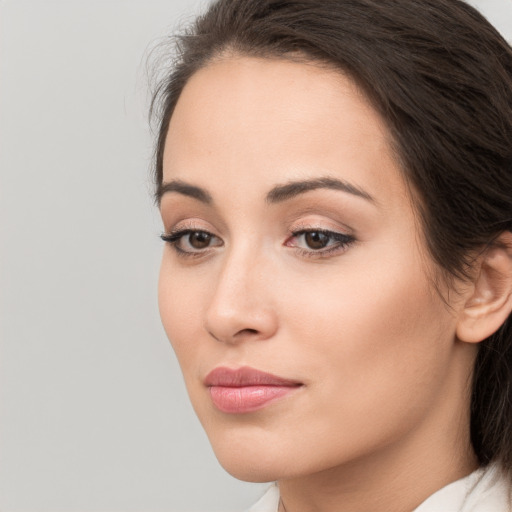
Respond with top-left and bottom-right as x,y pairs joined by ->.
304,231 -> 330,250
284,228 -> 355,258
161,229 -> 222,255
188,231 -> 212,249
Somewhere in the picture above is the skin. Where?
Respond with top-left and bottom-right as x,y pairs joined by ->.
158,56 -> 479,512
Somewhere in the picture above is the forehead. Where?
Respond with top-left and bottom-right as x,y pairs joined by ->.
163,55 -> 406,202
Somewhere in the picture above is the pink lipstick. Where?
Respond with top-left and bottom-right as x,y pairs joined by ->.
204,366 -> 302,413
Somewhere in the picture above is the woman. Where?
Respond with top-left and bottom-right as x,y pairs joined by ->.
151,0 -> 512,510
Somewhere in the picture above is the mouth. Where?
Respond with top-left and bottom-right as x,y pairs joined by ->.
204,366 -> 303,414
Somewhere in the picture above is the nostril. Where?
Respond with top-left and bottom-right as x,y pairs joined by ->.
205,301 -> 278,343
207,328 -> 259,342
237,328 -> 259,336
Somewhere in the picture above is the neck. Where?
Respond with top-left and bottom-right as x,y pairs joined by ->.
278,435 -> 477,512
277,346 -> 479,512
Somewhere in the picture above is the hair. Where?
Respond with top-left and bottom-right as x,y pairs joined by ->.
151,0 -> 512,474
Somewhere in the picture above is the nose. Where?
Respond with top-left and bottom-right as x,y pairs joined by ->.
204,249 -> 278,344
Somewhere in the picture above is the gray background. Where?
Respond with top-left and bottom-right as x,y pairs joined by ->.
1,1 -> 510,511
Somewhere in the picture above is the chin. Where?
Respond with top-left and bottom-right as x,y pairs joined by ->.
220,461 -> 280,483
215,449 -> 293,483
205,424 -> 302,483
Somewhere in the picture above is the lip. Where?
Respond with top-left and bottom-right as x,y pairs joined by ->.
204,366 -> 303,414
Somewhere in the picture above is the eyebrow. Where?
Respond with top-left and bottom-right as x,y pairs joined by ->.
157,176 -> 374,206
266,177 -> 374,204
156,180 -> 213,205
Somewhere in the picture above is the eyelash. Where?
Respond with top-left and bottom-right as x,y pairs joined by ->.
160,227 -> 355,259
160,229 -> 222,258
286,228 -> 355,259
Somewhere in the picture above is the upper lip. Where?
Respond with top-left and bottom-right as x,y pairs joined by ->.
204,366 -> 302,387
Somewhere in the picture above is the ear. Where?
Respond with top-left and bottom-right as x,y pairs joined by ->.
456,231 -> 512,344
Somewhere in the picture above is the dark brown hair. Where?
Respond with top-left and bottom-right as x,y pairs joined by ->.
151,0 -> 512,472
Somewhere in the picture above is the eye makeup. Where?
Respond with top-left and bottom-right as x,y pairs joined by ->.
161,223 -> 356,261
284,228 -> 356,259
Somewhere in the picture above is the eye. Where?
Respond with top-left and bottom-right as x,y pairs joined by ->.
161,229 -> 223,256
301,231 -> 331,250
285,229 -> 355,258
185,231 -> 213,249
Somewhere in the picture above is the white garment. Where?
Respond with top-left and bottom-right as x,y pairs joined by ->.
246,464 -> 511,512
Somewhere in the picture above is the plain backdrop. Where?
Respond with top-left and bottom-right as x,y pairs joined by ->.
1,1 -> 511,511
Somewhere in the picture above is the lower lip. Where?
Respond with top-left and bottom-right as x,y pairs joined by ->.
209,385 -> 299,413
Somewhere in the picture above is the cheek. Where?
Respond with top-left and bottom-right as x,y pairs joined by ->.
293,250 -> 451,379
279,249 -> 455,442
158,256 -> 205,369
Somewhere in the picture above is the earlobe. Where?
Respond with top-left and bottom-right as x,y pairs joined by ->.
456,231 -> 512,344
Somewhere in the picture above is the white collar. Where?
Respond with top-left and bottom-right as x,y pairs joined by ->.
246,464 -> 511,512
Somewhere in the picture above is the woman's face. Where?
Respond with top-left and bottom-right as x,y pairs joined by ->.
158,56 -> 469,482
